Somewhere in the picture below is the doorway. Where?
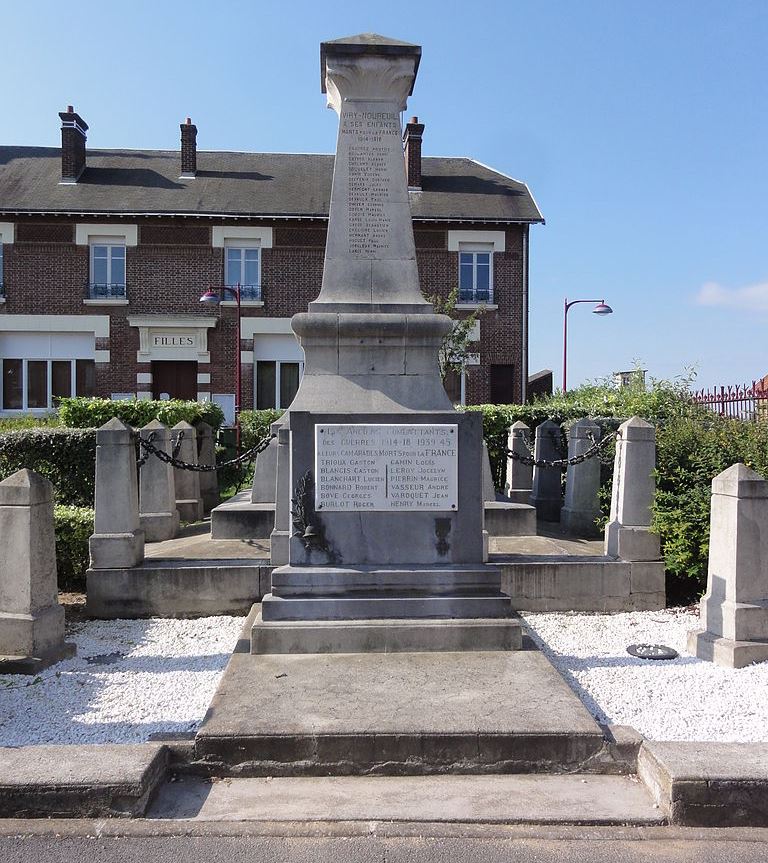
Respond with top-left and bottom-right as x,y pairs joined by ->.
151,361 -> 198,401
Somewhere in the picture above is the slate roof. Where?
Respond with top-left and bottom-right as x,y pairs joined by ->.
0,147 -> 544,224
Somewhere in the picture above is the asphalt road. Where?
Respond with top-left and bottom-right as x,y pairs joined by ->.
2,826 -> 768,863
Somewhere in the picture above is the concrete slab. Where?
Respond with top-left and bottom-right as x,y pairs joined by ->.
638,741 -> 768,827
484,501 -> 537,537
144,519 -> 270,560
0,743 -> 168,818
194,638 -> 607,776
148,773 -> 664,824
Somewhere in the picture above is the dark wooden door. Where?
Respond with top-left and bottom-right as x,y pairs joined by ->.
489,364 -> 516,404
151,361 -> 198,401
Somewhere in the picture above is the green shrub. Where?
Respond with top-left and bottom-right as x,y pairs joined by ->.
0,414 -> 61,431
0,429 -> 97,506
57,397 -> 224,430
239,409 -> 283,449
652,414 -> 768,601
54,505 -> 93,592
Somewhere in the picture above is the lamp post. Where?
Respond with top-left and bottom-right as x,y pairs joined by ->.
562,298 -> 613,393
200,284 -> 241,450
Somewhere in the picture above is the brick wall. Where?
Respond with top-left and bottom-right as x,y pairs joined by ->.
0,218 -> 527,408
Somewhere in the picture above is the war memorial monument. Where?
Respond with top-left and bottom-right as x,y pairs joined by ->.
249,33 -> 519,654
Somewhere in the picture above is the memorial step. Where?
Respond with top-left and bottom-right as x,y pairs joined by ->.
251,612 -> 522,654
260,592 -> 512,621
270,563 -> 503,596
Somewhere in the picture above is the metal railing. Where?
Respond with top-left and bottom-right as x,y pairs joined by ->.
224,283 -> 262,301
458,287 -> 492,304
692,381 -> 768,421
87,282 -> 127,300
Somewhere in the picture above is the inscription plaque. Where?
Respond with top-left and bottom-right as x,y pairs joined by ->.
339,109 -> 400,259
315,424 -> 458,511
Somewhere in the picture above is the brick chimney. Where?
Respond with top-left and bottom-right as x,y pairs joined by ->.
180,117 -> 197,178
403,115 -> 425,190
58,106 -> 88,184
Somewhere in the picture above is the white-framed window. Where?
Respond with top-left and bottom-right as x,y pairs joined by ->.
89,239 -> 126,299
225,245 -> 261,301
255,360 -> 303,410
2,358 -> 95,411
458,245 -> 493,304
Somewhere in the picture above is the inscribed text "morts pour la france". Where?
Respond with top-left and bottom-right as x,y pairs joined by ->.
315,424 -> 459,511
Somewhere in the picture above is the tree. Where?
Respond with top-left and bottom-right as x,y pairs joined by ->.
425,287 -> 484,380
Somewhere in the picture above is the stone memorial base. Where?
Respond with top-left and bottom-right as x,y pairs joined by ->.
687,628 -> 768,670
0,607 -> 76,674
140,510 -> 180,544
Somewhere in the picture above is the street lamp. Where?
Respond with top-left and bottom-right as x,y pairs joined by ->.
200,284 -> 241,450
562,298 -> 613,393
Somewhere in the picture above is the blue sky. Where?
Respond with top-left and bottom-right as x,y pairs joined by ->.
3,0 -> 766,391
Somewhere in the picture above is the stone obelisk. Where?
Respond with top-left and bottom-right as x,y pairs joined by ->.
252,35 -> 518,654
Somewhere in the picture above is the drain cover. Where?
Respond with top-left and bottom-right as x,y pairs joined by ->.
85,652 -> 124,666
626,643 -> 679,660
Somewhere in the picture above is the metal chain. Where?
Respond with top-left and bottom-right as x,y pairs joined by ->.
136,431 -> 156,469
135,430 -> 275,472
507,430 -> 616,469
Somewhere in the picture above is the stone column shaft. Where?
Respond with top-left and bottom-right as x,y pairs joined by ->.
171,421 -> 204,524
505,420 -> 533,504
530,420 -> 563,522
562,418 -> 601,537
689,464 -> 768,668
604,416 -> 660,560
139,420 -> 180,543
89,417 -> 144,569
0,469 -> 75,671
197,422 -> 219,513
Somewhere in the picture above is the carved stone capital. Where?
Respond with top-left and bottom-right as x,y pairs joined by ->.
325,55 -> 417,114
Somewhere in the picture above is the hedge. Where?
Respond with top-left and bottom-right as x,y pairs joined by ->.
57,397 -> 224,430
0,429 -> 97,506
54,506 -> 94,592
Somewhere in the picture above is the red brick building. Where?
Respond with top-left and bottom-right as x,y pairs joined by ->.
0,108 -> 543,420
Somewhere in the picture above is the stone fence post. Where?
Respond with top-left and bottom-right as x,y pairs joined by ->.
604,416 -> 660,560
0,469 -> 75,673
197,422 -> 219,513
505,420 -> 532,505
89,418 -> 144,569
171,421 -> 204,523
139,420 -> 179,542
689,464 -> 768,668
603,416 -> 665,607
530,419 -> 562,522
562,418 -> 601,536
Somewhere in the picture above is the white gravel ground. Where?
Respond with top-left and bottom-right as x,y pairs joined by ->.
522,607 -> 768,743
1,608 -> 766,745
0,616 -> 244,746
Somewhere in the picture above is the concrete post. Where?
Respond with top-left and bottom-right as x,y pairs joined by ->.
561,418 -> 602,537
505,420 -> 533,504
196,422 -> 219,513
89,418 -> 145,569
530,420 -> 562,522
604,416 -> 660,560
138,420 -> 180,543
0,469 -> 75,672
251,437 -> 278,504
689,464 -> 768,668
482,442 -> 496,502
171,421 -> 204,524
